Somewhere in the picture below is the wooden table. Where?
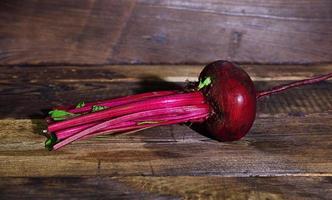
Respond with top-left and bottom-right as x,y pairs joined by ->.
0,64 -> 331,199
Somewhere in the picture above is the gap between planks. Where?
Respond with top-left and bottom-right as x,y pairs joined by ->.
3,63 -> 331,83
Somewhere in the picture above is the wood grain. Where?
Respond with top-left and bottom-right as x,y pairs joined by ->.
0,176 -> 172,200
122,176 -> 332,200
1,176 -> 331,199
0,0 -> 331,65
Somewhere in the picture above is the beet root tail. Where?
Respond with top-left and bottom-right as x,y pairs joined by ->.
256,72 -> 332,99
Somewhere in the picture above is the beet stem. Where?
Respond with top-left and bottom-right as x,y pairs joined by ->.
48,92 -> 205,132
56,112 -> 193,140
52,105 -> 209,150
68,91 -> 177,114
81,112 -> 209,141
256,72 -> 332,99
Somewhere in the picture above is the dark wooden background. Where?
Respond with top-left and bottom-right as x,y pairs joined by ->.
1,1 -> 332,199
0,0 -> 331,65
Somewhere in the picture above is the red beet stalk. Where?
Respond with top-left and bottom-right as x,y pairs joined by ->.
55,111 -> 201,140
53,106 -> 209,150
48,92 -> 204,132
68,91 -> 177,114
82,112 -> 209,140
45,92 -> 210,150
46,91 -> 177,124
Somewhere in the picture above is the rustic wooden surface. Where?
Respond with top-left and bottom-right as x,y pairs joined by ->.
1,177 -> 331,199
0,0 -> 331,65
0,64 -> 332,199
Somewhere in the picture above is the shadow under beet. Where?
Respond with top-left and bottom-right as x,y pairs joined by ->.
30,118 -> 48,136
133,75 -> 184,93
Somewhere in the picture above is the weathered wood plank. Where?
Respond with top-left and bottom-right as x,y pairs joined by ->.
122,176 -> 332,200
0,0 -> 331,64
1,176 -> 331,200
1,64 -> 331,118
2,64 -> 332,82
0,176 -> 174,200
0,112 -> 331,177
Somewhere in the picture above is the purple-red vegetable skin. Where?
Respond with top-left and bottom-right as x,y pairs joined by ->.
44,60 -> 332,150
198,61 -> 257,141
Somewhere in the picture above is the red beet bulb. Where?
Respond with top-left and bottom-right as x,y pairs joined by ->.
197,61 -> 257,141
44,60 -> 332,150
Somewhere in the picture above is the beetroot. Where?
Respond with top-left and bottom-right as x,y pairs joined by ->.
198,61 -> 257,141
44,60 -> 332,150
